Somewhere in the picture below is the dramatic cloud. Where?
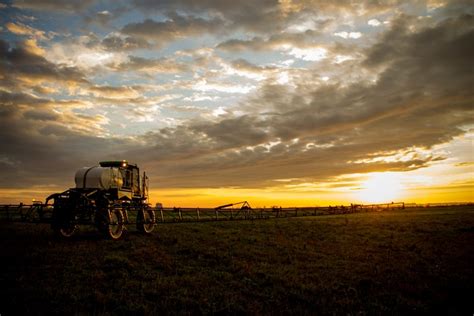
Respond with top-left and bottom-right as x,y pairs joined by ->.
121,12 -> 474,187
0,0 -> 473,205
0,39 -> 89,90
121,14 -> 224,44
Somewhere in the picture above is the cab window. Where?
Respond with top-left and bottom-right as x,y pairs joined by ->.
121,169 -> 132,189
132,168 -> 140,195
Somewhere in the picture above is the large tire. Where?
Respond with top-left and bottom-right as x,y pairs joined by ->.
95,197 -> 110,234
105,208 -> 125,240
52,208 -> 77,238
54,225 -> 77,238
95,210 -> 108,234
137,208 -> 156,234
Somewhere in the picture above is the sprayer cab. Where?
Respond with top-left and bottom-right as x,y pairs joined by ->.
99,160 -> 143,200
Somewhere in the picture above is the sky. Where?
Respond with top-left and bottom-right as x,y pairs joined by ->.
0,0 -> 473,207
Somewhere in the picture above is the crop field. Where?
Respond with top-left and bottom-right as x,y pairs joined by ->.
1,206 -> 473,315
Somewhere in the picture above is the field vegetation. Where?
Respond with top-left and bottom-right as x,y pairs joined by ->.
1,206 -> 473,314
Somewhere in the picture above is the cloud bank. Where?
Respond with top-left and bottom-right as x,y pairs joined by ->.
0,0 -> 472,203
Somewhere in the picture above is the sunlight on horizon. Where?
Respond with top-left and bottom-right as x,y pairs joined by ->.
356,172 -> 405,204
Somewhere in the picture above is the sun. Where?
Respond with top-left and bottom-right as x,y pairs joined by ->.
357,172 -> 404,204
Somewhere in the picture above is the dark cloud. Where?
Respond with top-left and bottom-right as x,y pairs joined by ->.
230,59 -> 277,73
121,13 -> 224,44
217,30 -> 322,51
86,4 -> 134,26
0,90 -> 51,108
131,0 -> 289,33
129,0 -> 417,35
0,91 -> 139,188
23,109 -> 59,121
12,0 -> 95,12
101,35 -> 151,51
112,55 -> 190,73
88,84 -> 144,96
217,37 -> 267,52
365,14 -> 474,68
193,115 -> 268,148
0,39 -> 88,89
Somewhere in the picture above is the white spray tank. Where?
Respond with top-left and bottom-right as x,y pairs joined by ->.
75,166 -> 124,190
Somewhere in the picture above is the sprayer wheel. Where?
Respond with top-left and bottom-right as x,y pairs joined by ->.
105,209 -> 125,240
137,208 -> 156,234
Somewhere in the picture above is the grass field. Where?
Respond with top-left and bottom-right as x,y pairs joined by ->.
1,206 -> 473,315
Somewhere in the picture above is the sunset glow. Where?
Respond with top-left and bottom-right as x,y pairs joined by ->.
357,173 -> 404,204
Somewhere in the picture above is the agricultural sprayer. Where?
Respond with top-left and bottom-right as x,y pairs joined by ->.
46,160 -> 155,239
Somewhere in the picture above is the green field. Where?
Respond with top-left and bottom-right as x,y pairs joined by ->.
1,206 -> 473,315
